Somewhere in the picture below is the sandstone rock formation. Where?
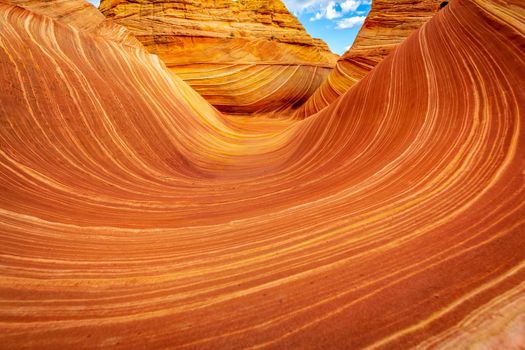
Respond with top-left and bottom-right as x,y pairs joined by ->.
1,0 -> 524,348
2,0 -> 144,48
294,0 -> 440,118
99,0 -> 339,115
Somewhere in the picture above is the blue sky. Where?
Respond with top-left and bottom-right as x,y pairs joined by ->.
282,0 -> 370,54
88,0 -> 369,55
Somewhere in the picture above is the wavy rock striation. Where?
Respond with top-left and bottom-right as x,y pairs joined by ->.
0,0 -> 524,348
294,0 -> 440,118
99,0 -> 339,115
3,0 -> 143,47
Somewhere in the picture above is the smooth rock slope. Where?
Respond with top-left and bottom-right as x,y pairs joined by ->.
0,0 -> 524,348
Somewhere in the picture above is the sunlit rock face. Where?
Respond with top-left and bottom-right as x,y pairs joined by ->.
99,0 -> 339,115
4,0 -> 143,47
1,0 -> 524,348
294,0 -> 440,118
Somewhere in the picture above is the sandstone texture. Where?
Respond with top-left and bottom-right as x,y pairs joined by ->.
99,0 -> 339,115
1,0 -> 524,348
294,0 -> 440,118
2,0 -> 143,47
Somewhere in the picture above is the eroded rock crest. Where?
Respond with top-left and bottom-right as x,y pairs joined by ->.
294,0 -> 441,118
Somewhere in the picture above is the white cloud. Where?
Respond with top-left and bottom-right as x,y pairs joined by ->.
336,16 -> 366,29
283,0 -> 333,14
310,1 -> 343,21
340,0 -> 361,12
283,0 -> 364,14
299,0 -> 366,22
326,2 -> 343,19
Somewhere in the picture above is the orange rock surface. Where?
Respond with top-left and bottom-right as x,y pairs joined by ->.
0,0 -> 524,348
3,0 -> 143,47
294,0 -> 440,118
99,0 -> 339,115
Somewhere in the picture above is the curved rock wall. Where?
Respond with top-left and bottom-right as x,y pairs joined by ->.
0,0 -> 524,348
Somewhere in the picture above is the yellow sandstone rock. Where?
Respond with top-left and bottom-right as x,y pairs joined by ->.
99,0 -> 339,115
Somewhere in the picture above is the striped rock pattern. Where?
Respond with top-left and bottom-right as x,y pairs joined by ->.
2,0 -> 144,48
294,0 -> 440,119
99,0 -> 339,116
0,0 -> 524,349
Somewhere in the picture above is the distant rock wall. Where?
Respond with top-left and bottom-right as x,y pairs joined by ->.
99,0 -> 339,115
